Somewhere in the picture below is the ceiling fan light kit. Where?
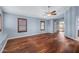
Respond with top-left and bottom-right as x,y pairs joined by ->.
46,6 -> 56,16
47,13 -> 52,16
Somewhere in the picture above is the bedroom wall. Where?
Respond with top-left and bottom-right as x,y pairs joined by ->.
47,19 -> 54,33
0,8 -> 8,52
64,7 -> 77,40
53,20 -> 59,33
4,13 -> 49,39
74,6 -> 79,40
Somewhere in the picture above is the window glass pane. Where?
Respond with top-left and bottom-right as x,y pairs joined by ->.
19,26 -> 26,31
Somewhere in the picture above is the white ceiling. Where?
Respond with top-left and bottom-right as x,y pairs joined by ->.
1,6 -> 70,19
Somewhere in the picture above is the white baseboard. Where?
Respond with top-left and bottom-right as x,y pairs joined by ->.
0,39 -> 8,53
8,32 -> 48,40
65,35 -> 78,41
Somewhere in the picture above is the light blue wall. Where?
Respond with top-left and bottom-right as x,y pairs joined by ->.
75,6 -> 79,40
0,8 -> 8,52
47,20 -> 54,33
0,8 -> 8,42
64,7 -> 77,39
4,13 -> 49,38
45,20 -> 50,32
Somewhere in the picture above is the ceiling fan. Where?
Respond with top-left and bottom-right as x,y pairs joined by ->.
45,6 -> 56,16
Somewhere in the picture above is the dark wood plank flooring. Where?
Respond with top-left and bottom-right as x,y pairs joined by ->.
3,32 -> 79,53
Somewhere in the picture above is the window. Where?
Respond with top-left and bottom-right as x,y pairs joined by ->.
0,14 -> 2,32
18,18 -> 27,32
40,21 -> 45,31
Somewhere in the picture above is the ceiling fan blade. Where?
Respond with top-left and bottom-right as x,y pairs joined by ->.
51,11 -> 56,13
53,10 -> 56,12
51,13 -> 56,15
44,9 -> 56,16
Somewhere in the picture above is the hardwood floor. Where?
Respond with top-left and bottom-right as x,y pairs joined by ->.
3,32 -> 79,53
